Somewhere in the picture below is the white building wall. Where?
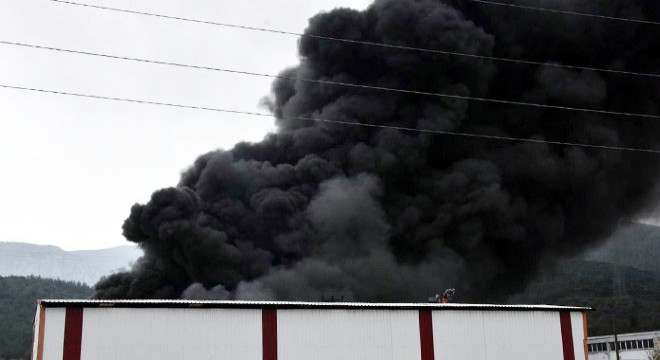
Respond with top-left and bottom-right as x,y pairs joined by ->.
33,303 -> 589,360
433,310 -> 486,360
79,308 -> 262,360
570,311 -> 587,360
620,350 -> 656,360
277,309 -> 422,360
41,307 -> 66,360
589,353 -> 609,360
483,311 -> 566,360
434,311 -> 566,360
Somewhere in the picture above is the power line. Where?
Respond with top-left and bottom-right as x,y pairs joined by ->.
2,83 -> 659,154
468,0 -> 660,26
47,0 -> 660,79
4,40 -> 660,121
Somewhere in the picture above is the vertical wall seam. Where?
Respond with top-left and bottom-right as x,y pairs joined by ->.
582,311 -> 588,360
481,312 -> 488,360
560,311 -> 575,360
418,310 -> 434,360
388,312 -> 394,360
62,308 -> 83,360
262,309 -> 278,360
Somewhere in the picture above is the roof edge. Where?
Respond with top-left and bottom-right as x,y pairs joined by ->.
38,299 -> 593,311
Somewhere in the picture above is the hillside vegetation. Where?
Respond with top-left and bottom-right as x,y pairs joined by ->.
0,276 -> 92,360
511,259 -> 660,335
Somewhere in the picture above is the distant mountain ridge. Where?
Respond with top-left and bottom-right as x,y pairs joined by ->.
0,242 -> 142,285
0,222 -> 656,286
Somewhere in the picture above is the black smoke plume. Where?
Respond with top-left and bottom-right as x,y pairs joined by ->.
95,0 -> 660,302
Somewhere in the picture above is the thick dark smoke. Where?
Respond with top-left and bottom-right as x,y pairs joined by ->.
95,0 -> 660,302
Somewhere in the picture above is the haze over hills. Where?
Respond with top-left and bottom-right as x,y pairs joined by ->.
510,222 -> 660,335
0,242 -> 142,285
0,222 -> 657,287
511,258 -> 660,335
0,221 -> 655,289
584,222 -> 660,274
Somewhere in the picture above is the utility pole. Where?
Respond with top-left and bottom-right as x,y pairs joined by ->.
612,318 -> 620,360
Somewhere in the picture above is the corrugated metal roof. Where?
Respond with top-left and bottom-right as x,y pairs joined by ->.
38,299 -> 592,311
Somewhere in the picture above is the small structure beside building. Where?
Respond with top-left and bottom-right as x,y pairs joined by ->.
588,330 -> 659,360
32,299 -> 590,360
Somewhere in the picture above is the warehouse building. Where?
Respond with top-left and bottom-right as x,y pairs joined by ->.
587,330 -> 660,360
32,300 -> 589,360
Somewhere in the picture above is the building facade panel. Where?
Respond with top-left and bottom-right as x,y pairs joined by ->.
41,307 -> 65,360
432,310 -> 486,360
79,308 -> 262,360
32,300 -> 591,360
277,309 -> 421,360
482,311 -> 565,360
570,311 -> 587,360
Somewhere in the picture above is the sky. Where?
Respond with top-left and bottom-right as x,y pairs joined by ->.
3,0 -> 660,252
0,0 -> 373,250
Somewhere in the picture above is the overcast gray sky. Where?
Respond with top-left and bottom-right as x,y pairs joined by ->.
0,0 -> 373,250
4,0 -> 660,252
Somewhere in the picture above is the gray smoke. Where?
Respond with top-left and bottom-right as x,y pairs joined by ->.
94,0 -> 660,302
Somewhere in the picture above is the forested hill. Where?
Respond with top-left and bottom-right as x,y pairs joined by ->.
0,276 -> 92,360
511,259 -> 660,336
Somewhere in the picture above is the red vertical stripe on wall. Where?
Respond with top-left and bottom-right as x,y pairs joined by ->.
262,309 -> 278,360
419,310 -> 435,360
560,311 -> 575,360
62,307 -> 83,360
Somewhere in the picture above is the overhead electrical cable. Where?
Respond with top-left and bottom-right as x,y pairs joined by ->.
467,0 -> 660,26
2,83 -> 659,154
47,0 -> 660,79
3,40 -> 660,120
